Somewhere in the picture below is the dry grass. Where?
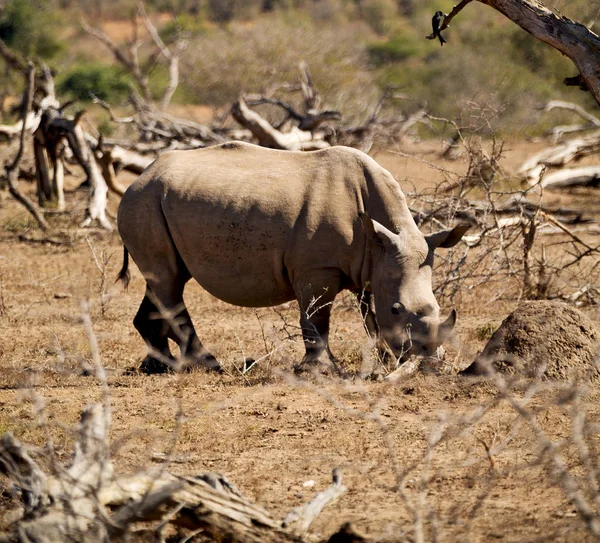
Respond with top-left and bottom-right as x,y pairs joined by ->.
0,140 -> 599,540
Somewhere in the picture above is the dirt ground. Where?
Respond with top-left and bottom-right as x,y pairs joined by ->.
0,140 -> 599,541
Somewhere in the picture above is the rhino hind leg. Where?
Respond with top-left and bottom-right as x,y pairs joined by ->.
134,293 -> 176,375
167,305 -> 221,372
134,286 -> 220,375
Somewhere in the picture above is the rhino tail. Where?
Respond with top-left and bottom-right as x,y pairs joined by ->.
116,246 -> 131,289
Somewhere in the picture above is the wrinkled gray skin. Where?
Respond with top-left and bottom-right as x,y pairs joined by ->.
117,141 -> 469,374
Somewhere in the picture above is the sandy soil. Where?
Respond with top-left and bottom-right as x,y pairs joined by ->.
0,141 -> 599,541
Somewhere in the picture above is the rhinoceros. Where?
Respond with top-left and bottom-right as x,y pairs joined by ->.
117,141 -> 469,374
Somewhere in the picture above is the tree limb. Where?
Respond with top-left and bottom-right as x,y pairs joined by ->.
428,0 -> 600,106
437,0 -> 474,33
232,96 -> 330,151
80,18 -> 153,104
543,100 -> 600,127
519,133 -> 600,182
282,468 -> 347,537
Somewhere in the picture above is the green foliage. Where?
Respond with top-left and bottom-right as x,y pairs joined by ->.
0,0 -> 63,59
159,13 -> 208,42
367,34 -> 422,65
57,64 -> 130,103
97,114 -> 115,136
179,13 -> 379,119
375,2 -> 598,135
6,0 -> 597,138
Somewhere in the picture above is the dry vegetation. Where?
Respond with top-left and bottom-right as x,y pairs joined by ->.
0,0 -> 600,541
0,136 -> 599,541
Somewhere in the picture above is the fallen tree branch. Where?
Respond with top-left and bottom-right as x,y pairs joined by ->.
0,112 -> 41,139
232,96 -> 330,151
282,468 -> 347,537
519,133 -> 600,182
539,211 -> 600,254
0,402 -> 355,543
541,166 -> 600,189
543,100 -> 600,127
540,101 -> 600,142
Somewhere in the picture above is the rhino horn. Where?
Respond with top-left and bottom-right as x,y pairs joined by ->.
439,309 -> 457,340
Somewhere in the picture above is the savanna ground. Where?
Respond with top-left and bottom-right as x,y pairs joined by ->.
1,138 -> 599,542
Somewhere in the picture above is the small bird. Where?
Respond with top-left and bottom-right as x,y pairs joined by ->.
429,11 -> 447,46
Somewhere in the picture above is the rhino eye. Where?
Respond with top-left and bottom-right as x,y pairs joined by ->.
391,302 -> 405,315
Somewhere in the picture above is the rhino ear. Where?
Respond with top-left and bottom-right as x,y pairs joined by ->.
359,213 -> 398,252
426,223 -> 471,250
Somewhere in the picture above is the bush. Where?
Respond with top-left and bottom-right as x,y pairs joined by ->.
0,0 -> 63,59
159,13 -> 209,42
359,0 -> 397,35
367,34 -> 421,65
57,64 -> 131,103
179,14 -> 380,121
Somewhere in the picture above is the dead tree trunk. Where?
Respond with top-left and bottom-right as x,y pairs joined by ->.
0,39 -> 115,228
540,167 -> 600,189
34,111 -> 67,211
69,119 -> 113,230
33,131 -> 52,205
519,134 -> 600,183
1,64 -> 50,231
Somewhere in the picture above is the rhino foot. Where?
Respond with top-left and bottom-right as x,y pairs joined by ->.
181,353 -> 223,374
138,356 -> 175,375
294,356 -> 338,377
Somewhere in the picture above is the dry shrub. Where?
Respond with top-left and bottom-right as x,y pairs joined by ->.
401,126 -> 600,309
179,14 -> 380,121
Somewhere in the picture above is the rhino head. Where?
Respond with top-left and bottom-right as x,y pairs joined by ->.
361,214 -> 470,360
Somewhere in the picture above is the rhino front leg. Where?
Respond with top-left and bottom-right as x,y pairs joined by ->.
294,275 -> 340,373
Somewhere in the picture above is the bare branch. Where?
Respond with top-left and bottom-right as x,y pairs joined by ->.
137,1 -> 186,110
543,100 -> 600,127
432,0 -> 474,35
80,18 -> 153,104
426,0 -> 600,106
282,468 -> 347,536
